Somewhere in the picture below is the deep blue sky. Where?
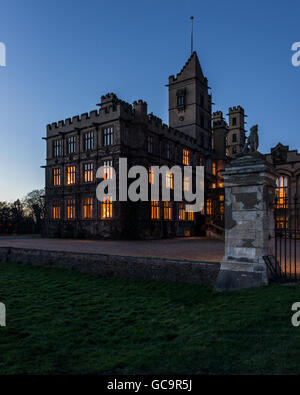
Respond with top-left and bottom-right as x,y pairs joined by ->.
0,0 -> 299,201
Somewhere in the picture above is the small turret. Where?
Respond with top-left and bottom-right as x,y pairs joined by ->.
227,106 -> 246,157
133,100 -> 148,121
212,111 -> 227,160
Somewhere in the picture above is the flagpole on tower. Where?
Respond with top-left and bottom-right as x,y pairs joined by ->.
190,16 -> 194,54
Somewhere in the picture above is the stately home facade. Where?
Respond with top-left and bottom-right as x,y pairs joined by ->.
43,51 -> 299,239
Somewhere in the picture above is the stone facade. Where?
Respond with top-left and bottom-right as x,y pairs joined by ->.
215,153 -> 277,290
265,143 -> 300,206
44,52 -> 231,240
45,49 -> 283,242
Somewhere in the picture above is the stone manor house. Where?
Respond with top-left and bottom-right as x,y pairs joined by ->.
43,51 -> 300,239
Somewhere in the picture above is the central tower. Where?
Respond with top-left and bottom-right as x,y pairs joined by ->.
167,52 -> 212,150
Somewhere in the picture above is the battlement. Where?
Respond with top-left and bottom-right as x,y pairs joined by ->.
100,92 -> 118,103
47,94 -> 135,134
133,99 -> 147,106
148,112 -> 163,125
213,111 -> 223,118
229,105 -> 244,114
144,111 -> 196,145
100,93 -> 133,112
46,109 -> 101,132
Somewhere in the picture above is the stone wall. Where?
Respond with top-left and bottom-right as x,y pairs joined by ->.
216,152 -> 277,290
0,247 -> 220,287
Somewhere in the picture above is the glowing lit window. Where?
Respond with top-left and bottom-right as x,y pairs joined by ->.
212,161 -> 216,175
83,197 -> 93,219
53,168 -> 61,186
206,199 -> 212,215
183,149 -> 190,165
166,172 -> 174,190
103,127 -> 114,147
211,183 -> 216,189
149,168 -> 155,184
219,196 -> 224,215
66,166 -> 76,185
276,176 -> 288,208
103,160 -> 113,180
178,203 -> 185,221
52,202 -> 61,219
67,199 -> 75,219
151,201 -> 160,220
276,216 -> 289,229
218,182 -> 224,188
101,196 -> 113,219
163,201 -> 172,220
187,210 -> 194,221
84,163 -> 94,183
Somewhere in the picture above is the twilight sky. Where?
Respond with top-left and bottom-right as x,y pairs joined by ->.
0,0 -> 299,201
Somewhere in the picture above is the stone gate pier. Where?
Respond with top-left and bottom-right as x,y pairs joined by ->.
216,152 -> 277,290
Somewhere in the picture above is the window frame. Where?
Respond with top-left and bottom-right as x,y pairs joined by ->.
103,127 -> 114,147
83,197 -> 93,219
101,196 -> 113,219
83,131 -> 94,151
53,168 -> 61,186
66,165 -> 76,185
83,162 -> 94,183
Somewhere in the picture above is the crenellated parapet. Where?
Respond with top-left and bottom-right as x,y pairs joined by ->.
212,111 -> 228,128
228,105 -> 244,114
46,109 -> 101,134
46,93 -> 134,136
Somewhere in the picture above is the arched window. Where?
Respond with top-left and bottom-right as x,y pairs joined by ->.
276,175 -> 288,208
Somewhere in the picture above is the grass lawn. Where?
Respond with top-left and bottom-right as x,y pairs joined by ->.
1,261 -> 300,374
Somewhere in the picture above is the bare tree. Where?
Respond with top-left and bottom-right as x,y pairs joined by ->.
23,189 -> 45,232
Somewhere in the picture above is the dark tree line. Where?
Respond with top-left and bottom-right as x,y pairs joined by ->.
0,189 -> 45,234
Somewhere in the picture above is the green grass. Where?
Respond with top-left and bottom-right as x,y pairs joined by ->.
1,261 -> 300,374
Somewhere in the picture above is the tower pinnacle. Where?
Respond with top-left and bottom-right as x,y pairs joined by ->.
190,16 -> 194,55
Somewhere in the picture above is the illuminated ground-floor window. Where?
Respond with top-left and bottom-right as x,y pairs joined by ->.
83,197 -> 93,219
151,201 -> 160,220
67,199 -> 75,219
219,195 -> 224,215
187,210 -> 194,221
178,203 -> 185,221
52,202 -> 61,220
276,216 -> 289,229
206,199 -> 212,215
101,196 -> 113,219
163,201 -> 172,220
